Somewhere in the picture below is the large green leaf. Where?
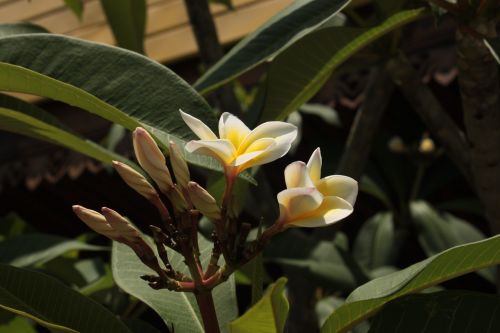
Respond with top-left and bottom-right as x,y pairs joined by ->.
260,8 -> 428,121
485,38 -> 500,64
0,34 -> 233,176
369,291 -> 500,333
410,201 -> 494,283
112,235 -> 237,333
194,0 -> 351,94
0,315 -> 36,333
0,94 -> 137,169
100,0 -> 146,53
353,212 -> 395,271
229,277 -> 289,333
321,235 -> 500,333
0,234 -> 107,268
0,263 -> 131,333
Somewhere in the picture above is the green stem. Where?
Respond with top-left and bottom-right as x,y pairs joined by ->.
410,165 -> 426,201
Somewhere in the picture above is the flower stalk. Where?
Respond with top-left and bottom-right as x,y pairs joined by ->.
72,112 -> 356,333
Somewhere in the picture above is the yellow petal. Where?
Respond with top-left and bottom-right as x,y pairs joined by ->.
185,139 -> 236,165
238,121 -> 297,154
315,175 -> 358,206
112,161 -> 158,200
180,110 -> 218,140
284,161 -> 314,188
277,187 -> 323,221
237,134 -> 295,172
306,148 -> 322,182
219,112 -> 251,148
287,196 -> 353,228
133,127 -> 173,193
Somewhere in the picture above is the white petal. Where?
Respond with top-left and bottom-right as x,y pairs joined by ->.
185,139 -> 236,165
239,121 -> 297,153
315,175 -> 358,206
180,110 -> 218,140
288,196 -> 353,228
307,148 -> 322,182
234,150 -> 264,166
284,161 -> 314,188
219,112 -> 251,148
277,187 -> 323,220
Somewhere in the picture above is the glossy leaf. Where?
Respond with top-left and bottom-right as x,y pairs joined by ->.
100,0 -> 146,53
485,38 -> 500,64
0,316 -> 36,333
229,277 -> 289,333
265,230 -> 367,292
321,235 -> 500,333
195,0 -> 351,94
353,212 -> 395,270
0,94 -> 137,169
260,8 -> 428,121
112,235 -> 237,333
410,201 -> 494,283
0,263 -> 131,333
0,34 -> 240,179
0,233 -> 107,268
369,291 -> 500,333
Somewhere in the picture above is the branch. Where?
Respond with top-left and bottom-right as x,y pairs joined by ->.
337,68 -> 395,181
386,54 -> 474,187
183,0 -> 242,114
456,17 -> 500,235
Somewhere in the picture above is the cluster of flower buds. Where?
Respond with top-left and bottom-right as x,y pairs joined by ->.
73,110 -> 358,296
387,133 -> 437,155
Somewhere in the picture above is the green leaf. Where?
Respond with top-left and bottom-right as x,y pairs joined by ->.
359,176 -> 393,209
369,291 -> 500,333
321,235 -> 500,333
485,38 -> 500,64
0,93 -> 138,169
229,277 -> 289,333
112,235 -> 237,333
63,0 -> 84,20
410,201 -> 494,283
265,230 -> 367,292
195,0 -> 351,94
0,233 -> 107,268
0,315 -> 36,333
260,8 -> 428,121
0,34 -> 236,178
100,0 -> 146,53
353,212 -> 395,271
0,263 -> 131,333
250,254 -> 264,305
0,23 -> 48,37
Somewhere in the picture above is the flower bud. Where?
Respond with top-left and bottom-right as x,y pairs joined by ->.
169,141 -> 190,189
187,181 -> 221,220
101,207 -> 141,243
133,127 -> 173,193
112,161 -> 158,200
419,137 -> 435,154
388,136 -> 406,153
168,185 -> 188,211
72,205 -> 113,237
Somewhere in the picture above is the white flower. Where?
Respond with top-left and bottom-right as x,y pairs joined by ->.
277,148 -> 358,228
181,111 -> 297,176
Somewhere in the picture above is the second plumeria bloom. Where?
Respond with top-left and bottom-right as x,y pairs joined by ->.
277,148 -> 358,228
181,111 -> 297,177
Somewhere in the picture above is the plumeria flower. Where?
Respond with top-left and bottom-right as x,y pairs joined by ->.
180,111 -> 297,177
277,148 -> 358,228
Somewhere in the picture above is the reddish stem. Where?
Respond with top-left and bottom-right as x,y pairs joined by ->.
195,290 -> 220,333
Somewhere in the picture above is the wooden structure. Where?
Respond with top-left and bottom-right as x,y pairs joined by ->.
0,0 -> 292,63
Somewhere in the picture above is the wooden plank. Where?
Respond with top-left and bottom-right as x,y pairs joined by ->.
146,0 -> 292,63
0,0 -> 64,22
